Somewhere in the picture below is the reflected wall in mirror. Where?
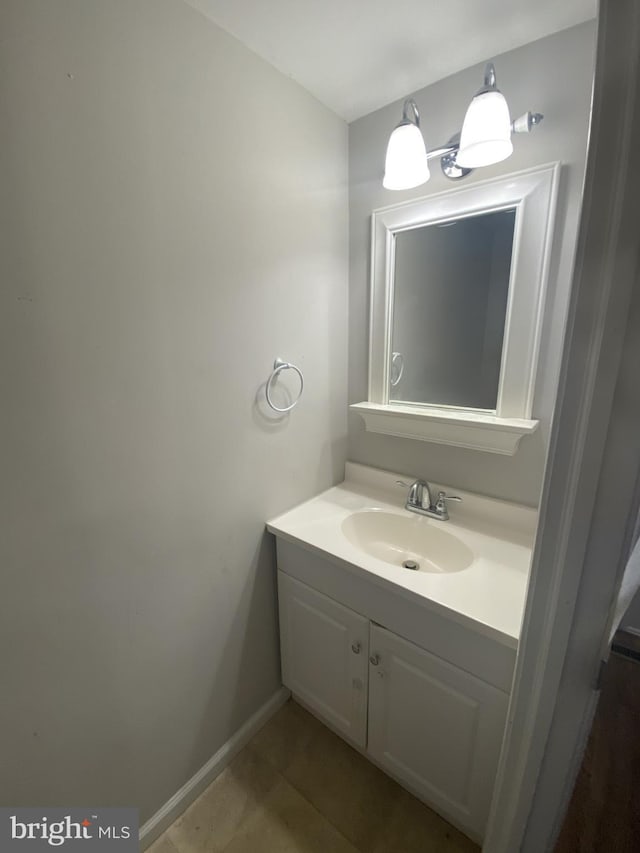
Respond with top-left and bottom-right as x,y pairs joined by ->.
391,208 -> 516,410
352,164 -> 560,454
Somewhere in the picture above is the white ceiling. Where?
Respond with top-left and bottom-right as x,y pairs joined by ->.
183,0 -> 596,121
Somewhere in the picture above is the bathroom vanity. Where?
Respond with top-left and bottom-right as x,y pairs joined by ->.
267,463 -> 536,843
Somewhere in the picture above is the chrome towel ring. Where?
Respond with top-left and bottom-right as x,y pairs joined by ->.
265,358 -> 304,412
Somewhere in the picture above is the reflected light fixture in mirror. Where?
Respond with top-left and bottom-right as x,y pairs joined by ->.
383,62 -> 543,188
383,99 -> 430,190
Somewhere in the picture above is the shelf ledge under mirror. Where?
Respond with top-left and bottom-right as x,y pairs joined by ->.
352,163 -> 560,455
351,402 -> 538,456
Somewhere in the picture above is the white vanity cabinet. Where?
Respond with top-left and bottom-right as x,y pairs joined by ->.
268,464 -> 533,842
277,559 -> 512,842
367,623 -> 508,838
278,571 -> 369,747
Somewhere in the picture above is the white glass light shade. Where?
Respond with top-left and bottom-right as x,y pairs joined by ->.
456,90 -> 513,168
383,123 -> 430,190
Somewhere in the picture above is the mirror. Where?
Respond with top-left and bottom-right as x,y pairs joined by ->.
352,164 -> 560,454
390,208 -> 516,410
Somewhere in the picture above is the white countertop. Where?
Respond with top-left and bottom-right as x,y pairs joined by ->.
267,463 -> 537,647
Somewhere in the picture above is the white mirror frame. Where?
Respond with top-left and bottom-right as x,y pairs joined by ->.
351,163 -> 560,455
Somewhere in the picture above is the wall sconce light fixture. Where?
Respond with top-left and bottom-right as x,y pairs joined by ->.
383,62 -> 543,189
383,100 -> 430,190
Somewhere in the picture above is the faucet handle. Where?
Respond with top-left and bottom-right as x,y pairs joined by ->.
435,491 -> 462,514
433,491 -> 462,521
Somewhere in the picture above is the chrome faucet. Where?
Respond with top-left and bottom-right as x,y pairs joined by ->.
396,479 -> 462,521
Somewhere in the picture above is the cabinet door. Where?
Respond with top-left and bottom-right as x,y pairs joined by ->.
278,571 -> 369,747
367,623 -> 508,840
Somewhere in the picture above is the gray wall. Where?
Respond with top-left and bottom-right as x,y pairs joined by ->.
0,0 -> 347,822
348,22 -> 596,506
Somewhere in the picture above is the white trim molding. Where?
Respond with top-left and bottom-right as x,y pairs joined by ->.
350,401 -> 537,455
356,163 -> 559,451
139,687 -> 290,850
484,3 -> 640,851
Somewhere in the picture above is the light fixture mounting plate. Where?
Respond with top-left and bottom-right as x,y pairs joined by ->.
441,152 -> 472,180
439,134 -> 472,181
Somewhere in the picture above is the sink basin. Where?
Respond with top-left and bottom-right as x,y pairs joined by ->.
341,510 -> 474,573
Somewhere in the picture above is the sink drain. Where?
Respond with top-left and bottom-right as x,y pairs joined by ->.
402,559 -> 419,571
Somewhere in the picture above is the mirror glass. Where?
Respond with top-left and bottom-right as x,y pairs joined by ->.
390,208 -> 516,410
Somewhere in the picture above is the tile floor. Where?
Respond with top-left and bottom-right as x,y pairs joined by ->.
148,699 -> 480,853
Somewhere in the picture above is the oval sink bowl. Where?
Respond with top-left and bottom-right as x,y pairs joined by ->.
341,510 -> 474,574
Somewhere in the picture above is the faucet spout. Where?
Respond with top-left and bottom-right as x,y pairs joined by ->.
407,479 -> 432,511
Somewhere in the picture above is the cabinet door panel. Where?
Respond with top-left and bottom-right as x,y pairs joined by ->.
368,623 -> 508,839
278,572 -> 369,746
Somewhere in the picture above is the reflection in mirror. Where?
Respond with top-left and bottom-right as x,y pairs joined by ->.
390,209 -> 516,410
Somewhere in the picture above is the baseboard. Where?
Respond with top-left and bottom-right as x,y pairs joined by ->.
139,686 -> 290,849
